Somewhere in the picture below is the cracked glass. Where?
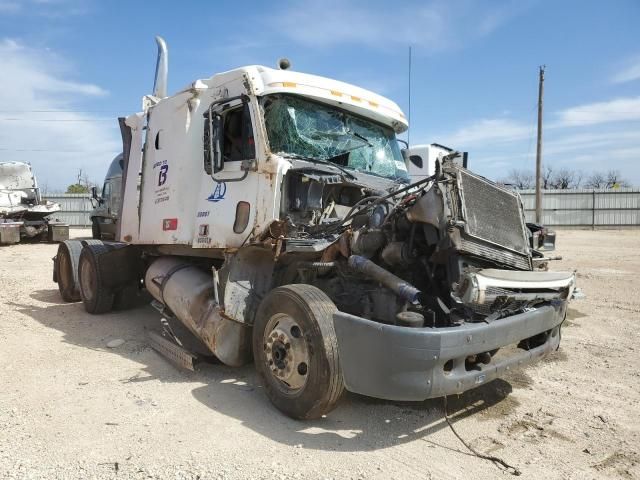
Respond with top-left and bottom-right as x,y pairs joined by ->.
261,94 -> 407,181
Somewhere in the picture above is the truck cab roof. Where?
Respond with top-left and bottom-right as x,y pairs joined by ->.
168,65 -> 408,134
105,154 -> 123,180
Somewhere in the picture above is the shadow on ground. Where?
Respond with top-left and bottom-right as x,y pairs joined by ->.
16,288 -> 520,453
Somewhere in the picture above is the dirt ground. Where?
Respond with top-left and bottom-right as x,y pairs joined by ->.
0,229 -> 638,479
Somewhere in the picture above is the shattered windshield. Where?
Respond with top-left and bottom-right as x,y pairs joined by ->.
261,94 -> 408,181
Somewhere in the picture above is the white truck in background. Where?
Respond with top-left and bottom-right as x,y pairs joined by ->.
52,37 -> 577,419
404,143 -> 467,182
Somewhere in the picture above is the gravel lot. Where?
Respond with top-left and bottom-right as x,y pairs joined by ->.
0,229 -> 638,479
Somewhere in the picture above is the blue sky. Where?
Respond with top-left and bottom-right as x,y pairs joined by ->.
0,0 -> 638,191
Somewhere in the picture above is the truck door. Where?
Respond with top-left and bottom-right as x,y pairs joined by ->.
193,95 -> 260,248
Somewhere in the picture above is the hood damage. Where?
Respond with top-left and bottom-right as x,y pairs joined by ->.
256,157 -> 575,329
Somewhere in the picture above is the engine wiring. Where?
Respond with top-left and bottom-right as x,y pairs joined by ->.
322,173 -> 437,235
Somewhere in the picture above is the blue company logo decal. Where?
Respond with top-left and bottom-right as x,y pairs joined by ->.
158,164 -> 168,186
153,160 -> 168,186
207,182 -> 227,202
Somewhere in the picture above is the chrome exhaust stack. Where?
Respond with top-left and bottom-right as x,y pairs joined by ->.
152,35 -> 168,98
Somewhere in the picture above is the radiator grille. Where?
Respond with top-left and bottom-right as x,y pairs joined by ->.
459,170 -> 528,254
444,166 -> 532,270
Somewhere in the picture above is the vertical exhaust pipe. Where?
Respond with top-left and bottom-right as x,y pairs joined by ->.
153,36 -> 168,98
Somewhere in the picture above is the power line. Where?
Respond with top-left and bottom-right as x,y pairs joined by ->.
0,148 -> 115,152
0,118 -> 115,122
0,109 -> 123,113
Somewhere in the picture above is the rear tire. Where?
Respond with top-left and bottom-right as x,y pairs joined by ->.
91,218 -> 101,239
55,241 -> 83,302
78,244 -> 114,314
253,284 -> 344,419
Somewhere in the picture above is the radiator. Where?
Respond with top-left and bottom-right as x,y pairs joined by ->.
447,166 -> 532,271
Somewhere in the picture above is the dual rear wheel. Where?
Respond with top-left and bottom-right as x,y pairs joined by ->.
55,241 -> 138,313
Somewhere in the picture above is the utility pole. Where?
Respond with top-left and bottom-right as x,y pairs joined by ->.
535,65 -> 545,223
407,46 -> 412,145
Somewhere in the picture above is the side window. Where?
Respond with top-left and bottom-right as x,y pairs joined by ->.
102,181 -> 111,201
222,104 -> 255,162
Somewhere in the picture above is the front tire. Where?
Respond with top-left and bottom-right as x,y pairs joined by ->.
78,244 -> 114,314
253,284 -> 344,419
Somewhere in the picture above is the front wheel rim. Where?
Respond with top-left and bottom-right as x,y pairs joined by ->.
263,313 -> 309,392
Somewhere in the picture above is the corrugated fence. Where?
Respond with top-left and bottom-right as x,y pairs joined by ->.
44,194 -> 92,226
43,189 -> 640,228
518,188 -> 640,227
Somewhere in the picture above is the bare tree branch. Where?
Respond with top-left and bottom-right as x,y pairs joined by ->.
500,169 -> 535,189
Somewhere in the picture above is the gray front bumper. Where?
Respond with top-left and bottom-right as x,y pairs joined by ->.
333,304 -> 565,401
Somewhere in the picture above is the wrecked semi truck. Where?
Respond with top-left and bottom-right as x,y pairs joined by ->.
0,161 -> 68,244
53,37 -> 577,419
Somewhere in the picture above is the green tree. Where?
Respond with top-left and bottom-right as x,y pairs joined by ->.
66,183 -> 90,194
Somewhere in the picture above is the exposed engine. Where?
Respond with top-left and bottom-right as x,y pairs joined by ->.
274,159 -> 572,328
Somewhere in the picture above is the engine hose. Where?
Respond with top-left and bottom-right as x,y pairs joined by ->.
348,255 -> 421,304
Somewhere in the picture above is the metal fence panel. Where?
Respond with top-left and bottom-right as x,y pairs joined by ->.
44,194 -> 92,226
43,189 -> 640,228
518,188 -> 640,227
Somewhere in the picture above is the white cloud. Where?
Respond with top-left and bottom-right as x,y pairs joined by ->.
440,118 -> 532,146
0,38 -> 120,191
458,127 -> 640,186
542,129 -> 639,156
272,0 -> 525,52
554,96 -> 640,127
430,98 -> 640,186
0,0 -> 89,16
441,96 -> 640,149
611,55 -> 640,84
